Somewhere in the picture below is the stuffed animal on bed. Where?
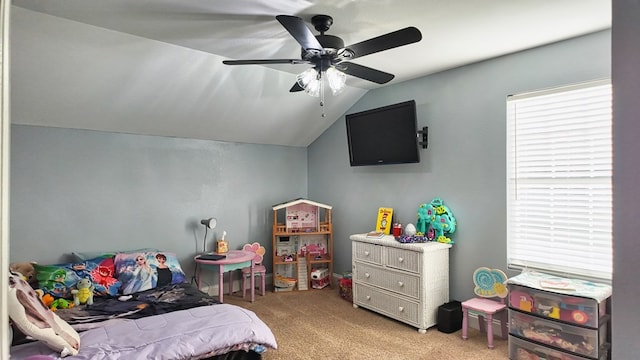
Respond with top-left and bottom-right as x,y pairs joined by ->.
9,261 -> 38,287
8,270 -> 80,357
34,289 -> 74,311
72,278 -> 94,306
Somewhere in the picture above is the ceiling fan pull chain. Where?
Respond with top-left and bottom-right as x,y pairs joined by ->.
320,71 -> 326,117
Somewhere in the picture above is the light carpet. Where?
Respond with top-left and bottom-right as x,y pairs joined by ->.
224,287 -> 509,360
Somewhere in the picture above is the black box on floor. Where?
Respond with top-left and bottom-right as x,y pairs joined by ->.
437,300 -> 462,333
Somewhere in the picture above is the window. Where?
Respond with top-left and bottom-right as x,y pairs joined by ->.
506,79 -> 612,281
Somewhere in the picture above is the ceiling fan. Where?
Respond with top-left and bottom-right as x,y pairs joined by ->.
223,15 -> 422,97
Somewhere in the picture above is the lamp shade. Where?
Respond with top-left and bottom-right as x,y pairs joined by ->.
200,217 -> 217,230
296,68 -> 320,97
326,67 -> 346,95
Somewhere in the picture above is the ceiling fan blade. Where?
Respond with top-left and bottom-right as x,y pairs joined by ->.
276,15 -> 323,52
289,83 -> 304,92
223,59 -> 311,65
340,62 -> 394,84
343,27 -> 422,60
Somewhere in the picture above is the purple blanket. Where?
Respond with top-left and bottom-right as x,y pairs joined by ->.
11,304 -> 277,359
10,283 -> 277,359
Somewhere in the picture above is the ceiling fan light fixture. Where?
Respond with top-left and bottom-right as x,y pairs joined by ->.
304,78 -> 321,97
224,15 -> 423,100
326,67 -> 346,95
296,68 -> 321,97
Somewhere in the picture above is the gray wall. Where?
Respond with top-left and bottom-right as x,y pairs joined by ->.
10,125 -> 307,281
308,30 -> 611,302
612,0 -> 640,357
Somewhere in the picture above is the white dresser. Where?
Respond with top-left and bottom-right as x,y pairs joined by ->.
350,233 -> 451,333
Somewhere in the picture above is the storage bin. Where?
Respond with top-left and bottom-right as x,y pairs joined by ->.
509,309 -> 608,359
339,277 -> 353,302
508,284 -> 607,328
437,300 -> 462,333
509,334 -> 608,360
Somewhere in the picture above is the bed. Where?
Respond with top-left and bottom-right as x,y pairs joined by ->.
8,250 -> 277,360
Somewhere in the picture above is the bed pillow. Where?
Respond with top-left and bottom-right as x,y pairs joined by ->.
115,251 -> 187,295
8,271 -> 80,357
34,256 -> 121,300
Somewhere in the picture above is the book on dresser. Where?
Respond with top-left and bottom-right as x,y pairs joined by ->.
374,207 -> 393,234
366,231 -> 385,238
350,233 -> 452,333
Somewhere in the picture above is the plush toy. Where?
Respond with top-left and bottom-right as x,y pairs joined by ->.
35,289 -> 54,307
50,298 -> 75,312
35,289 -> 75,312
72,278 -> 94,306
8,271 -> 80,356
9,262 -> 38,287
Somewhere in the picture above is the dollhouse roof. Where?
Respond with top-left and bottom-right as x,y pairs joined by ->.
272,198 -> 332,211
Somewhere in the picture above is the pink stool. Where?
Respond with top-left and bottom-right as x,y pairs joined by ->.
461,297 -> 508,349
461,267 -> 509,349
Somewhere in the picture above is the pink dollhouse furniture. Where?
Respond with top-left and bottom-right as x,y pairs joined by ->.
241,242 -> 267,298
461,267 -> 509,349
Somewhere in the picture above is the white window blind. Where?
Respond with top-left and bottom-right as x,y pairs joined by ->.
506,79 -> 612,281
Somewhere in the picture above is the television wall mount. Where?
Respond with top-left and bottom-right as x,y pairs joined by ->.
418,126 -> 428,149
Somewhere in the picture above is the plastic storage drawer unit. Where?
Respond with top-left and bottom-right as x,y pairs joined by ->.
509,309 -> 608,359
509,334 -> 608,360
509,284 -> 607,328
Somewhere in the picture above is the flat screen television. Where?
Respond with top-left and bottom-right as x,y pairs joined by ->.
346,100 -> 420,166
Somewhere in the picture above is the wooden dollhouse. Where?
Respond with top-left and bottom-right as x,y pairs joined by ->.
272,198 -> 333,292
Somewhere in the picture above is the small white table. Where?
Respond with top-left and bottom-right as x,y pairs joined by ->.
194,250 -> 255,303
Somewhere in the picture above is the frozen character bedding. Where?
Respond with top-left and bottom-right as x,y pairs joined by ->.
115,252 -> 186,295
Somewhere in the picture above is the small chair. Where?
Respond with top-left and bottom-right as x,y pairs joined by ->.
461,267 -> 509,349
241,242 -> 267,298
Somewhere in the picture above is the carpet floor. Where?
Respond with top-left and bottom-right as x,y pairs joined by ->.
224,286 -> 510,360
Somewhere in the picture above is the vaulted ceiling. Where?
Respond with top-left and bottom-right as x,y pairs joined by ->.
11,0 -> 611,146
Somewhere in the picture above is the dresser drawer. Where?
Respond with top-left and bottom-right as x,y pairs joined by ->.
353,241 -> 383,265
386,247 -> 421,273
509,334 -> 608,360
508,284 -> 607,328
353,261 -> 420,299
354,283 -> 420,326
509,309 -> 608,359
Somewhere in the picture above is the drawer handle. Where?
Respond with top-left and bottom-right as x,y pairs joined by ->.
365,273 -> 370,278
366,296 -> 371,301
364,251 -> 370,256
398,306 -> 404,312
398,257 -> 404,263
398,281 -> 404,287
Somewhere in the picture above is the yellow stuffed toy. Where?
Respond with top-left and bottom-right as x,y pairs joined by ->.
72,278 -> 94,306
